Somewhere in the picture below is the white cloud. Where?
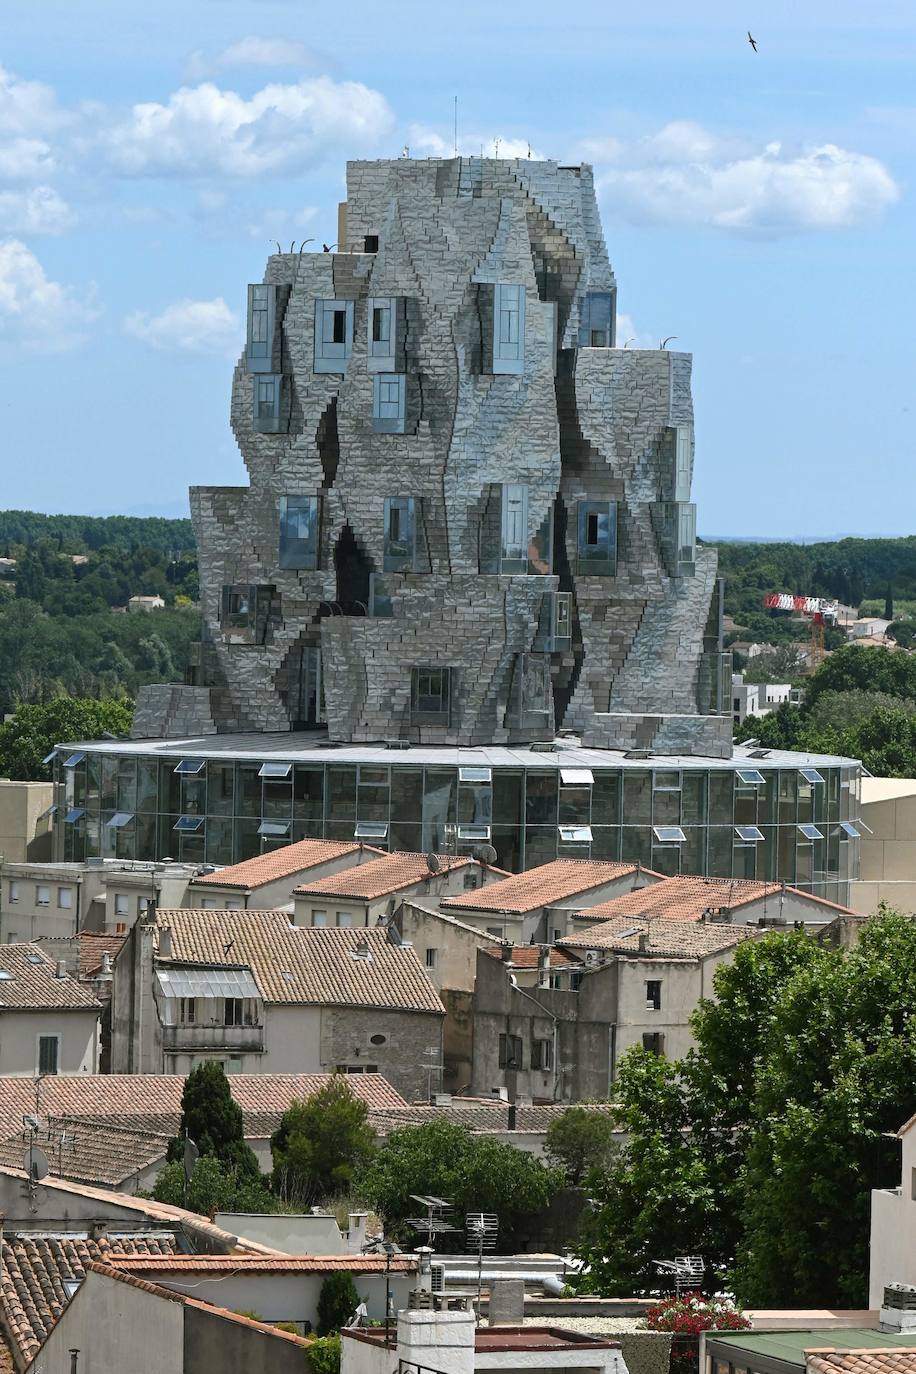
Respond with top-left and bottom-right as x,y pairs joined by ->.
585,121 -> 899,233
408,124 -> 544,161
216,37 -> 316,68
0,240 -> 96,352
124,297 -> 240,354
615,312 -> 654,350
0,186 -> 72,234
104,77 -> 395,178
0,64 -> 68,139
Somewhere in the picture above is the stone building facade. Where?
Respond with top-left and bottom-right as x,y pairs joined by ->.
171,156 -> 728,755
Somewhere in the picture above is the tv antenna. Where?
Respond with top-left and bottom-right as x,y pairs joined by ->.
403,1195 -> 461,1249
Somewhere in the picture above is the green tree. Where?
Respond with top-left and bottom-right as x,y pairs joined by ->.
270,1076 -> 376,1205
887,621 -> 916,649
0,695 -> 133,780
544,1106 -> 619,1185
151,1155 -> 273,1216
354,1121 -> 562,1251
316,1272 -> 360,1336
166,1062 -> 261,1180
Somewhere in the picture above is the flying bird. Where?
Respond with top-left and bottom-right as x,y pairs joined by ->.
747,31 -> 758,52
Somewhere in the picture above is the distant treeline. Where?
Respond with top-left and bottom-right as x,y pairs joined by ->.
0,510 -> 194,555
710,535 -> 916,624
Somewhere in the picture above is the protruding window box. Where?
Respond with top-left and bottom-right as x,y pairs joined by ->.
535,591 -> 572,651
661,425 -> 693,503
368,573 -> 394,618
479,282 -> 526,374
279,496 -> 319,571
367,297 -> 407,374
372,374 -> 407,433
246,284 -> 279,373
578,289 -> 616,348
654,500 -> 697,578
410,666 -> 452,726
219,584 -> 276,644
577,501 -> 618,576
252,374 -> 285,434
383,496 -> 416,571
314,299 -> 354,373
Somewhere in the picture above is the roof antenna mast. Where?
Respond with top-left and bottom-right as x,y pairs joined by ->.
454,95 -> 458,157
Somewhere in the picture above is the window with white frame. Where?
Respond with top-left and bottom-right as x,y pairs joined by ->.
57,888 -> 73,910
179,998 -> 196,1025
314,299 -> 354,372
114,894 -> 129,917
36,885 -> 50,907
9,882 -> 19,903
425,947 -> 438,970
311,910 -> 328,927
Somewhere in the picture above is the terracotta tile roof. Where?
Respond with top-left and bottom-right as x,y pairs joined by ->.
0,1119 -> 169,1189
369,1100 -> 617,1134
579,875 -> 854,925
154,910 -> 445,1012
807,1351 -> 916,1373
484,944 -> 580,968
78,931 -> 126,977
441,860 -> 651,915
107,1253 -> 417,1274
0,944 -> 101,1011
190,839 -> 379,890
293,851 -> 475,900
0,1232 -> 177,1363
561,914 -> 759,958
0,1333 -> 14,1374
0,1072 -> 408,1143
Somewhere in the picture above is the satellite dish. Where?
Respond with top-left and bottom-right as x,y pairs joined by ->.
475,844 -> 498,865
425,853 -> 441,874
26,1146 -> 49,1182
183,1137 -> 199,1183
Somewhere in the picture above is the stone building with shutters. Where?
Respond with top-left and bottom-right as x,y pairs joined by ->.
51,157 -> 861,900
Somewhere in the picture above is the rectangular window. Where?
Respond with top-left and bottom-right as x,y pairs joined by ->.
115,894 -> 129,916
224,998 -> 243,1027
577,501 -> 618,575
500,484 -> 528,573
314,299 -> 354,372
312,910 -> 328,927
677,503 -> 697,571
279,495 -> 319,571
646,979 -> 662,1010
383,496 -> 416,571
498,1033 -> 523,1069
336,911 -> 352,928
246,284 -> 277,372
674,427 -> 692,502
411,667 -> 451,725
252,374 -> 283,434
493,283 -> 525,373
38,1036 -> 59,1076
367,296 -> 405,372
372,373 -> 407,433
552,592 -> 571,647
57,888 -> 73,910
736,769 -> 765,786
531,1038 -> 553,1071
578,290 -> 614,349
653,825 -> 686,843
800,768 -> 825,785
179,998 -> 196,1026
735,825 -> 764,842
425,947 -> 438,970
642,1032 -> 665,1056
36,885 -> 50,906
9,882 -> 18,903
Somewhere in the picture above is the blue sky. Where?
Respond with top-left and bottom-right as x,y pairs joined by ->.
0,0 -> 913,536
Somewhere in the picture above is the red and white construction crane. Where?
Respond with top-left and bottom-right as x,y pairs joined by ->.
763,593 -> 839,671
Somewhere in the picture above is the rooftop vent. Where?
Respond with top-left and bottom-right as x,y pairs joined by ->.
352,940 -> 372,962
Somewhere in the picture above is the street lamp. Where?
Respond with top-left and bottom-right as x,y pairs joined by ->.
362,1238 -> 400,1348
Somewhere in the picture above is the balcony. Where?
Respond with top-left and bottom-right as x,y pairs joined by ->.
162,1023 -> 265,1054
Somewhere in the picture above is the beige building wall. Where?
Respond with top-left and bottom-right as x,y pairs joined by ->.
30,1267 -> 185,1374
849,778 -> 916,916
0,1007 -> 99,1076
614,948 -> 737,1064
0,779 -> 54,863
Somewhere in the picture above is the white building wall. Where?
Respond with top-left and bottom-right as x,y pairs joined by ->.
26,1266 -> 184,1374
869,1124 -> 916,1307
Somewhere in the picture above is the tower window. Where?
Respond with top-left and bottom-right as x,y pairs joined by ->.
578,290 -> 615,349
314,299 -> 354,373
492,283 -> 525,374
384,496 -> 416,571
577,501 -> 618,575
246,284 -> 277,373
279,496 -> 319,571
411,667 -> 452,724
373,373 -> 407,433
252,375 -> 283,433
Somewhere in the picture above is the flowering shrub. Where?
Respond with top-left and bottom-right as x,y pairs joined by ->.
642,1293 -> 751,1374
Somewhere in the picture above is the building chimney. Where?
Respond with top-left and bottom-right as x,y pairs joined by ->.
346,1212 -> 368,1254
500,944 -> 513,963
638,932 -> 649,954
100,952 -> 112,977
537,946 -> 550,986
507,1102 -> 516,1130
55,959 -> 67,980
158,927 -> 172,958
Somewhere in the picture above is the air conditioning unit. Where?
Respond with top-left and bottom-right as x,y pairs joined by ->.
584,950 -> 599,965
430,1263 -> 445,1294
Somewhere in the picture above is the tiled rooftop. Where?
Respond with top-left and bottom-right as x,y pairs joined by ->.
107,1253 -> 416,1274
293,851 -> 475,900
77,931 -> 126,977
484,944 -> 581,968
369,1100 -> 617,1134
0,1119 -> 169,1189
441,860 -> 652,915
0,1232 -> 177,1364
0,1072 -> 408,1143
561,914 -> 759,958
155,910 -> 445,1012
189,838 -> 377,890
807,1352 -> 916,1374
578,875 -> 854,926
0,945 -> 101,1011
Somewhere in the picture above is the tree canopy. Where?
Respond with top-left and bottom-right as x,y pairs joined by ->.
166,1062 -> 261,1180
354,1120 -> 562,1251
574,914 -> 916,1307
0,696 -> 133,780
270,1076 -> 377,1205
544,1106 -> 619,1185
